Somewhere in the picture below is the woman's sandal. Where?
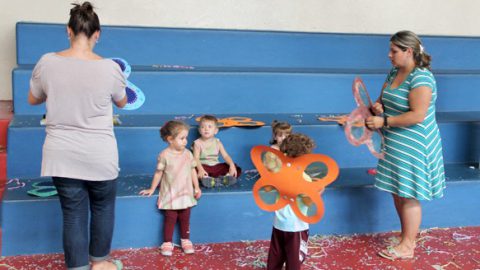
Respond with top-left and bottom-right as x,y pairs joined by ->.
111,260 -> 123,270
92,259 -> 123,270
378,246 -> 414,260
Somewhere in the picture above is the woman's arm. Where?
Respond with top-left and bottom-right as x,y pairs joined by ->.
28,90 -> 46,105
386,86 -> 432,126
367,86 -> 432,129
113,95 -> 127,108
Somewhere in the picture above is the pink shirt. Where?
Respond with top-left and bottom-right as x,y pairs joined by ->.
157,148 -> 197,209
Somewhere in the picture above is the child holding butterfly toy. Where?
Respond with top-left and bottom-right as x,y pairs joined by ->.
139,120 -> 201,256
193,115 -> 242,188
264,133 -> 317,270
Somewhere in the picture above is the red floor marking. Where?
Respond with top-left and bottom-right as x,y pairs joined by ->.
0,227 -> 479,269
0,100 -> 13,150
0,152 -> 6,185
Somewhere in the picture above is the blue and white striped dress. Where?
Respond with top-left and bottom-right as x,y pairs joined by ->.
374,67 -> 446,200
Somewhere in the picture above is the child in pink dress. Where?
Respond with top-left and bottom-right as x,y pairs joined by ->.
140,120 -> 202,256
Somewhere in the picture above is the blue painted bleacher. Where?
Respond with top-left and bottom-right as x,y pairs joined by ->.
3,22 -> 480,255
6,115 -> 477,178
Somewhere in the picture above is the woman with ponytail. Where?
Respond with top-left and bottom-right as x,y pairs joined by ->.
28,2 -> 126,269
365,30 -> 445,260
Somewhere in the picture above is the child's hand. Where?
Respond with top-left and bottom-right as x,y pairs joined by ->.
194,188 -> 202,199
139,188 -> 155,196
228,166 -> 237,178
198,169 -> 208,179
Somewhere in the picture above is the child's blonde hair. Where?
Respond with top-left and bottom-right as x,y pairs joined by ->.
270,120 -> 292,145
160,120 -> 190,142
280,133 -> 315,158
198,115 -> 218,126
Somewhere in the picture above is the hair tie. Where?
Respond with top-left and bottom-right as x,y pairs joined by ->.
419,44 -> 425,54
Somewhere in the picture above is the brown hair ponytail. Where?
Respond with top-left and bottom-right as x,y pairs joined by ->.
68,1 -> 100,38
390,30 -> 432,70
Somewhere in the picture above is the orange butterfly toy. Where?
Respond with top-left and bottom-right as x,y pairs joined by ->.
196,116 -> 265,128
250,145 -> 339,224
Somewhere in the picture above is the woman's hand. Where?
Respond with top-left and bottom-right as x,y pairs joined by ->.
139,188 -> 155,196
371,102 -> 384,115
366,116 -> 384,130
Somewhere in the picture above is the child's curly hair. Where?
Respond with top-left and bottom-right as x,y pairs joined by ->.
160,120 -> 190,142
280,133 -> 316,157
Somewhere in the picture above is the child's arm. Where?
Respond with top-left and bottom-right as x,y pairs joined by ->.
192,142 -> 208,178
139,169 -> 163,196
218,141 -> 237,177
191,168 -> 202,199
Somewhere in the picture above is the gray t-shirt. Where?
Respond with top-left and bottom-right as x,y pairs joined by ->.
30,52 -> 126,180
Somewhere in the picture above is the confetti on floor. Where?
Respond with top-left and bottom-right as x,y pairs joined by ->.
1,227 -> 479,270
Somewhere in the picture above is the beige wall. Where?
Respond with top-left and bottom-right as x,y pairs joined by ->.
1,0 -> 479,100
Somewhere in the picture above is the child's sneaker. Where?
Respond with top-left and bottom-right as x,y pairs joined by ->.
220,175 -> 237,186
200,176 -> 217,188
181,239 -> 195,254
160,242 -> 174,256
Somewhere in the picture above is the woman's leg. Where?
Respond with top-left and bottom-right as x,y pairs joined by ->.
52,177 -> 90,270
392,194 -> 404,241
397,197 -> 421,253
387,196 -> 421,257
87,179 -> 117,267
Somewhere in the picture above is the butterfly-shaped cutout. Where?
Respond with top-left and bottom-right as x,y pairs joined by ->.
6,178 -> 25,190
111,58 -> 145,110
318,114 -> 350,126
250,145 -> 339,224
344,77 -> 385,159
195,116 -> 265,128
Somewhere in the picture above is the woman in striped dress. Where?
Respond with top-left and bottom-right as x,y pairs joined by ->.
366,30 -> 446,260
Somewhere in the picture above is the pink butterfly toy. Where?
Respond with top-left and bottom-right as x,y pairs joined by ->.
344,77 -> 385,159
